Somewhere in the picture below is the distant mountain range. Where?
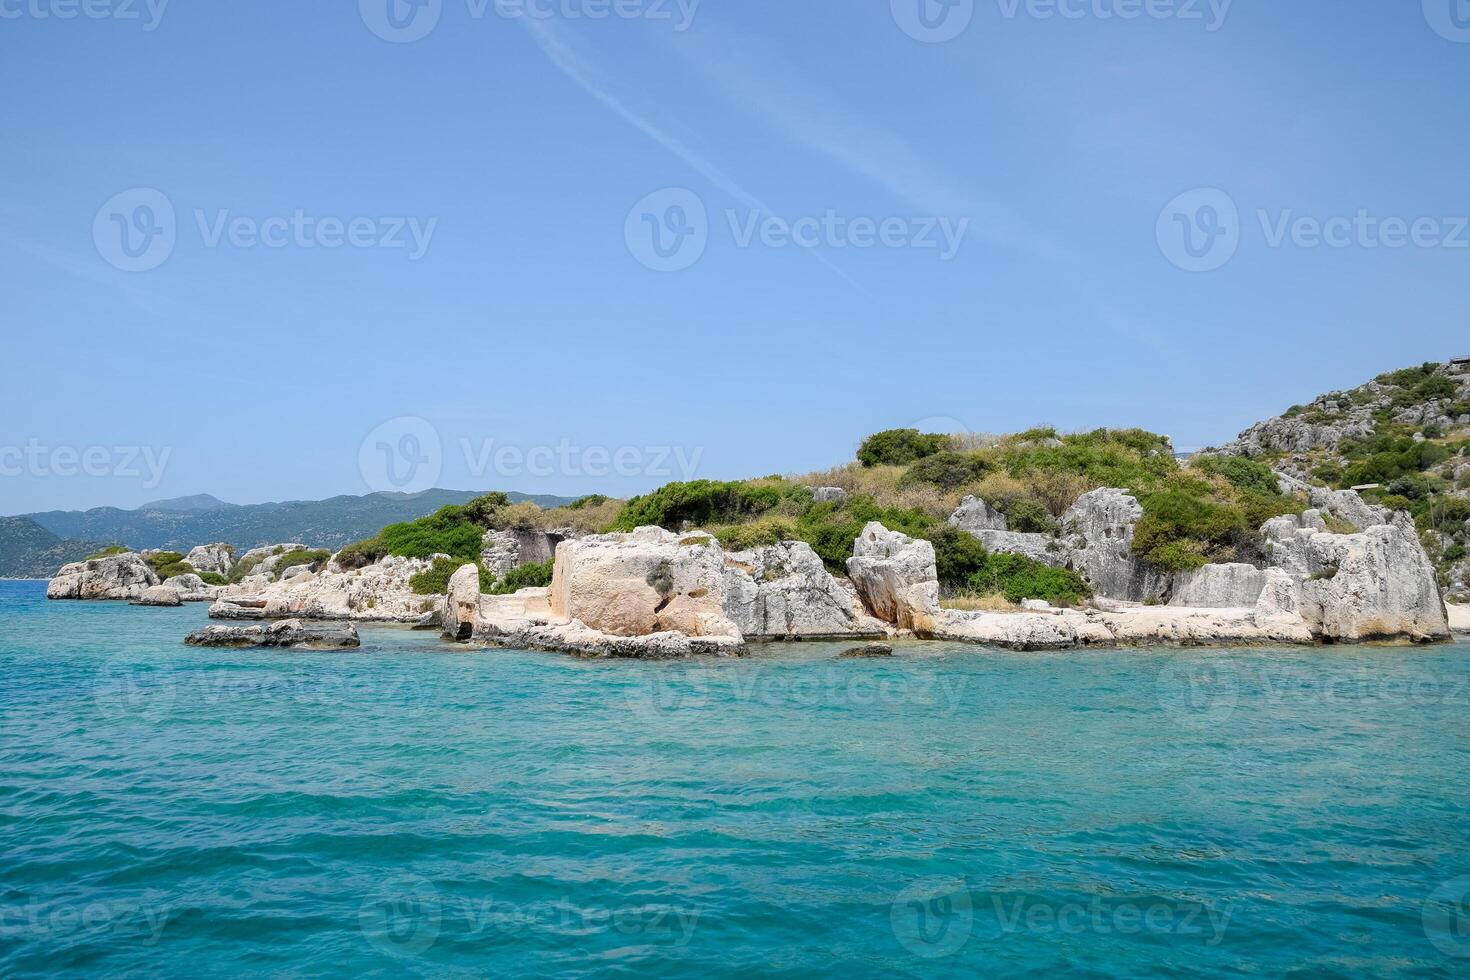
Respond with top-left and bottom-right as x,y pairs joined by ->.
0,489 -> 578,578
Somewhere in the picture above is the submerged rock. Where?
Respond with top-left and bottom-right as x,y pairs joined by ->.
838,643 -> 894,658
185,620 -> 361,650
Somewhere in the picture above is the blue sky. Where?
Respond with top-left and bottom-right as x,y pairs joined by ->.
2,0 -> 1468,514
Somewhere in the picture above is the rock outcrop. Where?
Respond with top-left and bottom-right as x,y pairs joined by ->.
185,620 -> 361,650
235,544 -> 313,582
1285,524 -> 1450,642
1168,563 -> 1267,608
549,528 -> 741,641
442,563 -> 481,641
210,555 -> 437,623
1062,489 -> 1170,603
47,553 -> 159,600
132,584 -> 183,607
480,527 -> 569,579
163,573 -> 220,602
949,495 -> 1008,533
184,543 -> 235,578
722,540 -> 887,640
846,522 -> 940,631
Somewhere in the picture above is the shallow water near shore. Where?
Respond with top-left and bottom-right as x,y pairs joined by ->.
2,579 -> 1469,976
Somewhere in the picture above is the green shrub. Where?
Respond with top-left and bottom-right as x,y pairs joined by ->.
856,429 -> 952,467
965,552 -> 1091,606
275,548 -> 331,575
490,559 -> 555,595
1133,484 -> 1248,570
567,494 -> 609,510
1193,454 -> 1281,496
144,552 -> 196,579
795,498 -> 937,571
197,572 -> 228,586
409,557 -> 496,595
339,493 -> 511,570
85,545 -> 129,560
1003,498 -> 1058,535
900,451 -> 991,489
609,480 -> 810,532
714,518 -> 800,552
227,554 -> 264,583
931,526 -> 990,592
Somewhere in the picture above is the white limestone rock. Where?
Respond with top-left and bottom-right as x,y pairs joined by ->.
212,555 -> 439,623
1169,563 -> 1267,608
1289,524 -> 1451,642
1062,488 -> 1170,603
949,495 -> 1008,533
846,522 -> 940,632
47,552 -> 160,601
132,584 -> 183,607
722,540 -> 886,640
443,563 -> 481,641
163,573 -> 220,602
549,527 -> 741,641
184,543 -> 236,578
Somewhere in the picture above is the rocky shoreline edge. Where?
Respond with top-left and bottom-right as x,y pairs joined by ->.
42,486 -> 1467,656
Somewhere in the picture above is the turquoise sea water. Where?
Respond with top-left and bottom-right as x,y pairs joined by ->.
2,579 -> 1470,977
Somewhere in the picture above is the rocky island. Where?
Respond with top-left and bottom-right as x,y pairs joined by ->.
46,358 -> 1470,654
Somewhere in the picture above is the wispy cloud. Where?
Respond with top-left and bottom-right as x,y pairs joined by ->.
657,20 -> 1074,268
518,18 -> 870,293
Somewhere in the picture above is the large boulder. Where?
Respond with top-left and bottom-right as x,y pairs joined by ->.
443,563 -> 481,641
1285,524 -> 1450,642
185,543 -> 235,578
722,540 -> 887,640
185,620 -> 360,650
1169,563 -> 1267,608
549,527 -> 741,641
949,495 -> 1008,533
846,523 -> 940,632
132,584 -> 183,607
47,553 -> 160,600
1062,489 -> 1170,603
164,573 -> 220,602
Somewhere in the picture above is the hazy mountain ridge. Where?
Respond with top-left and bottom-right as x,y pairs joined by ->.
3,490 -> 577,577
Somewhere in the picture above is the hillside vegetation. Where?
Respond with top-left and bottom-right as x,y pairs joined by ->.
1220,359 -> 1470,597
